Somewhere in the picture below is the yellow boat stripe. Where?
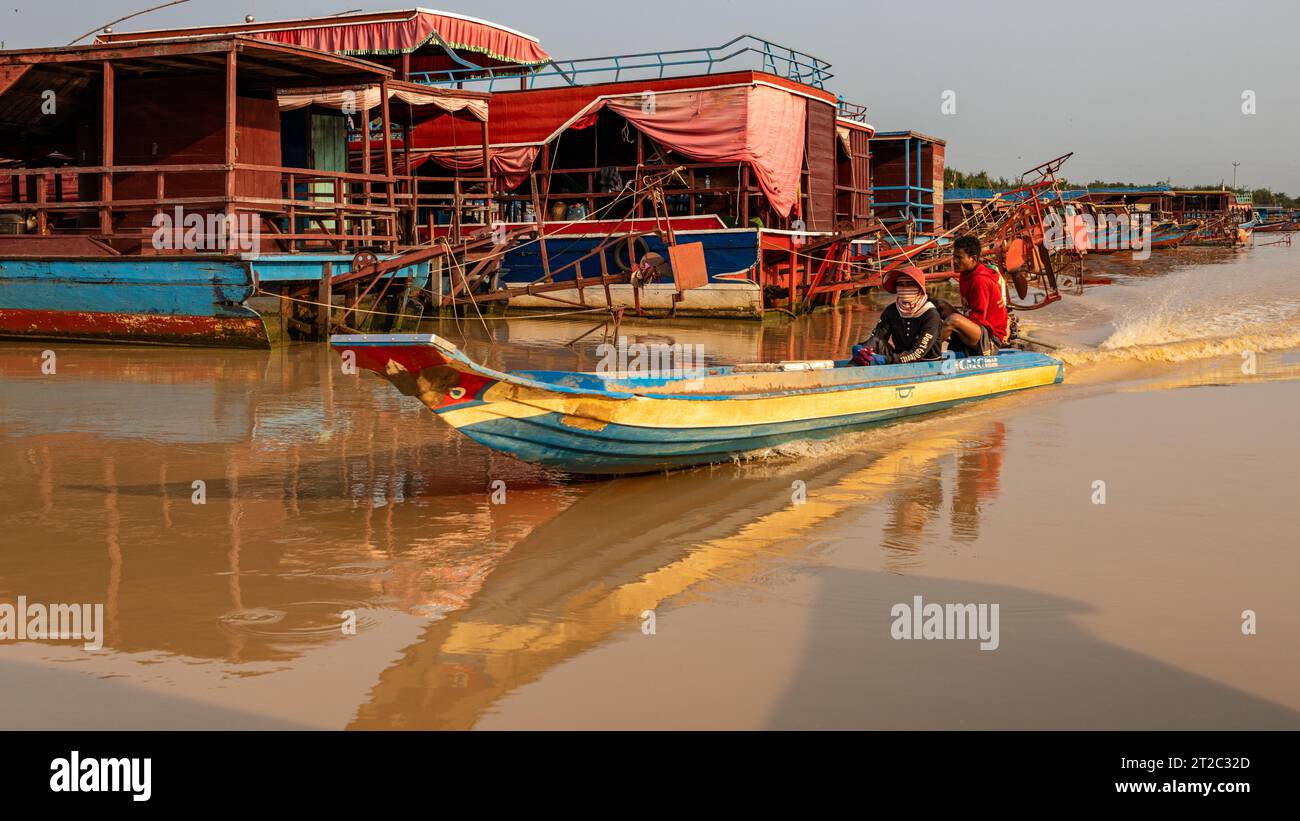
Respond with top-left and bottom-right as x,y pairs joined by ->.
437,364 -> 1060,430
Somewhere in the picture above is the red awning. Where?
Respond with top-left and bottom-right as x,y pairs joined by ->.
601,86 -> 807,218
97,9 -> 549,67
241,10 -> 549,65
420,146 -> 541,190
408,76 -> 814,216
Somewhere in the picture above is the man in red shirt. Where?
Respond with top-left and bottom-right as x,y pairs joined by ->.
939,235 -> 1009,356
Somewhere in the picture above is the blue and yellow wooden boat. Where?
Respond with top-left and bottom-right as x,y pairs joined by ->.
331,333 -> 1064,475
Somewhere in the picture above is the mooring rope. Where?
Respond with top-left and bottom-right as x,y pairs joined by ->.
256,287 -> 613,323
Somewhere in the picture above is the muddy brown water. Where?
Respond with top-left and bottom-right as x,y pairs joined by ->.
1,240 -> 1297,728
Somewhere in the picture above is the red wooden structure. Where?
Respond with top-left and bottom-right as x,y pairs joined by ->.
0,35 -> 492,255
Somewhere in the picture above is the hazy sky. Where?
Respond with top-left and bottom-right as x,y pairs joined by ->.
4,0 -> 1297,191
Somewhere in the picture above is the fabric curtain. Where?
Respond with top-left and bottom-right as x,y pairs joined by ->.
602,84 -> 807,217
389,88 -> 488,121
422,145 -> 541,190
279,85 -> 488,122
277,85 -> 383,112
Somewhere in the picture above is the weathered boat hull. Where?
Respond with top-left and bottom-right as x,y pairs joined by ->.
0,257 -> 268,347
1253,221 -> 1297,233
1083,222 -> 1199,253
0,307 -> 266,347
332,333 -> 1064,475
0,253 -> 434,347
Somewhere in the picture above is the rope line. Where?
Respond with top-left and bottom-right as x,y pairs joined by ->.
259,288 -> 611,323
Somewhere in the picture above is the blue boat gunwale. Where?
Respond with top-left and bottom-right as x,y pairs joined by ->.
332,333 -> 1064,403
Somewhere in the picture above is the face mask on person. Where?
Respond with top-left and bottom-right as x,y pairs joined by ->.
896,284 -> 928,317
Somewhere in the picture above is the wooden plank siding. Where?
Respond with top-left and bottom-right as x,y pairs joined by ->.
803,99 -> 837,232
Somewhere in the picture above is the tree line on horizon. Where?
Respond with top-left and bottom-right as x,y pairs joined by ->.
942,168 -> 1300,208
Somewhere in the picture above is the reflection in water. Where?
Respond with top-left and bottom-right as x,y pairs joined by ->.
879,421 -> 1007,568
349,415 -> 1011,729
0,320 -> 1018,727
881,473 -> 943,572
951,422 -> 1005,542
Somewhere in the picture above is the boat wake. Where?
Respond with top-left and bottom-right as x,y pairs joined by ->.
1057,324 -> 1300,367
1054,250 -> 1300,367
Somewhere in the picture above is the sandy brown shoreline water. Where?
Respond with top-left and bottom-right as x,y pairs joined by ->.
1,241 -> 1297,729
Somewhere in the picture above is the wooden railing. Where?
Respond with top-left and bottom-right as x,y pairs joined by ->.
494,161 -> 762,225
0,163 -> 403,253
392,174 -> 493,246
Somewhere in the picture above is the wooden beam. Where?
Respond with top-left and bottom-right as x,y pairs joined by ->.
1,39 -> 235,66
380,78 -> 395,252
480,120 -> 491,191
636,131 -> 644,219
404,103 -> 413,243
99,60 -> 113,236
361,103 -> 371,203
224,46 -> 237,228
380,81 -> 394,179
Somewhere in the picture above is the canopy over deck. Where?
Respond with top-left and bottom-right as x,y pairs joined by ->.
95,8 -> 551,77
277,79 -> 488,121
406,71 -> 838,216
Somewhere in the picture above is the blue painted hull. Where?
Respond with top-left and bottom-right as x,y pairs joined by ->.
0,253 -> 431,347
0,257 -> 266,347
496,228 -> 760,285
332,333 -> 1066,476
455,390 -> 1026,473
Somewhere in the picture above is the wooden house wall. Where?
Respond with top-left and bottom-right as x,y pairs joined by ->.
835,127 -> 872,227
803,99 -> 837,231
113,76 -> 226,205
112,76 -> 282,220
930,142 -> 945,229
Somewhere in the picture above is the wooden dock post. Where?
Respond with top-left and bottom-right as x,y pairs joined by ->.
318,262 -> 333,339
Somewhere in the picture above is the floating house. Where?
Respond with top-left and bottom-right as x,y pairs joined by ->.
0,24 -> 494,345
0,9 -> 909,345
868,130 -> 945,236
1169,189 -> 1254,224
90,10 -> 885,319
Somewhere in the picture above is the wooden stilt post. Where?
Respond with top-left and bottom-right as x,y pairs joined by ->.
790,246 -> 799,310
318,262 -> 334,339
532,170 -> 551,281
480,119 -> 491,190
